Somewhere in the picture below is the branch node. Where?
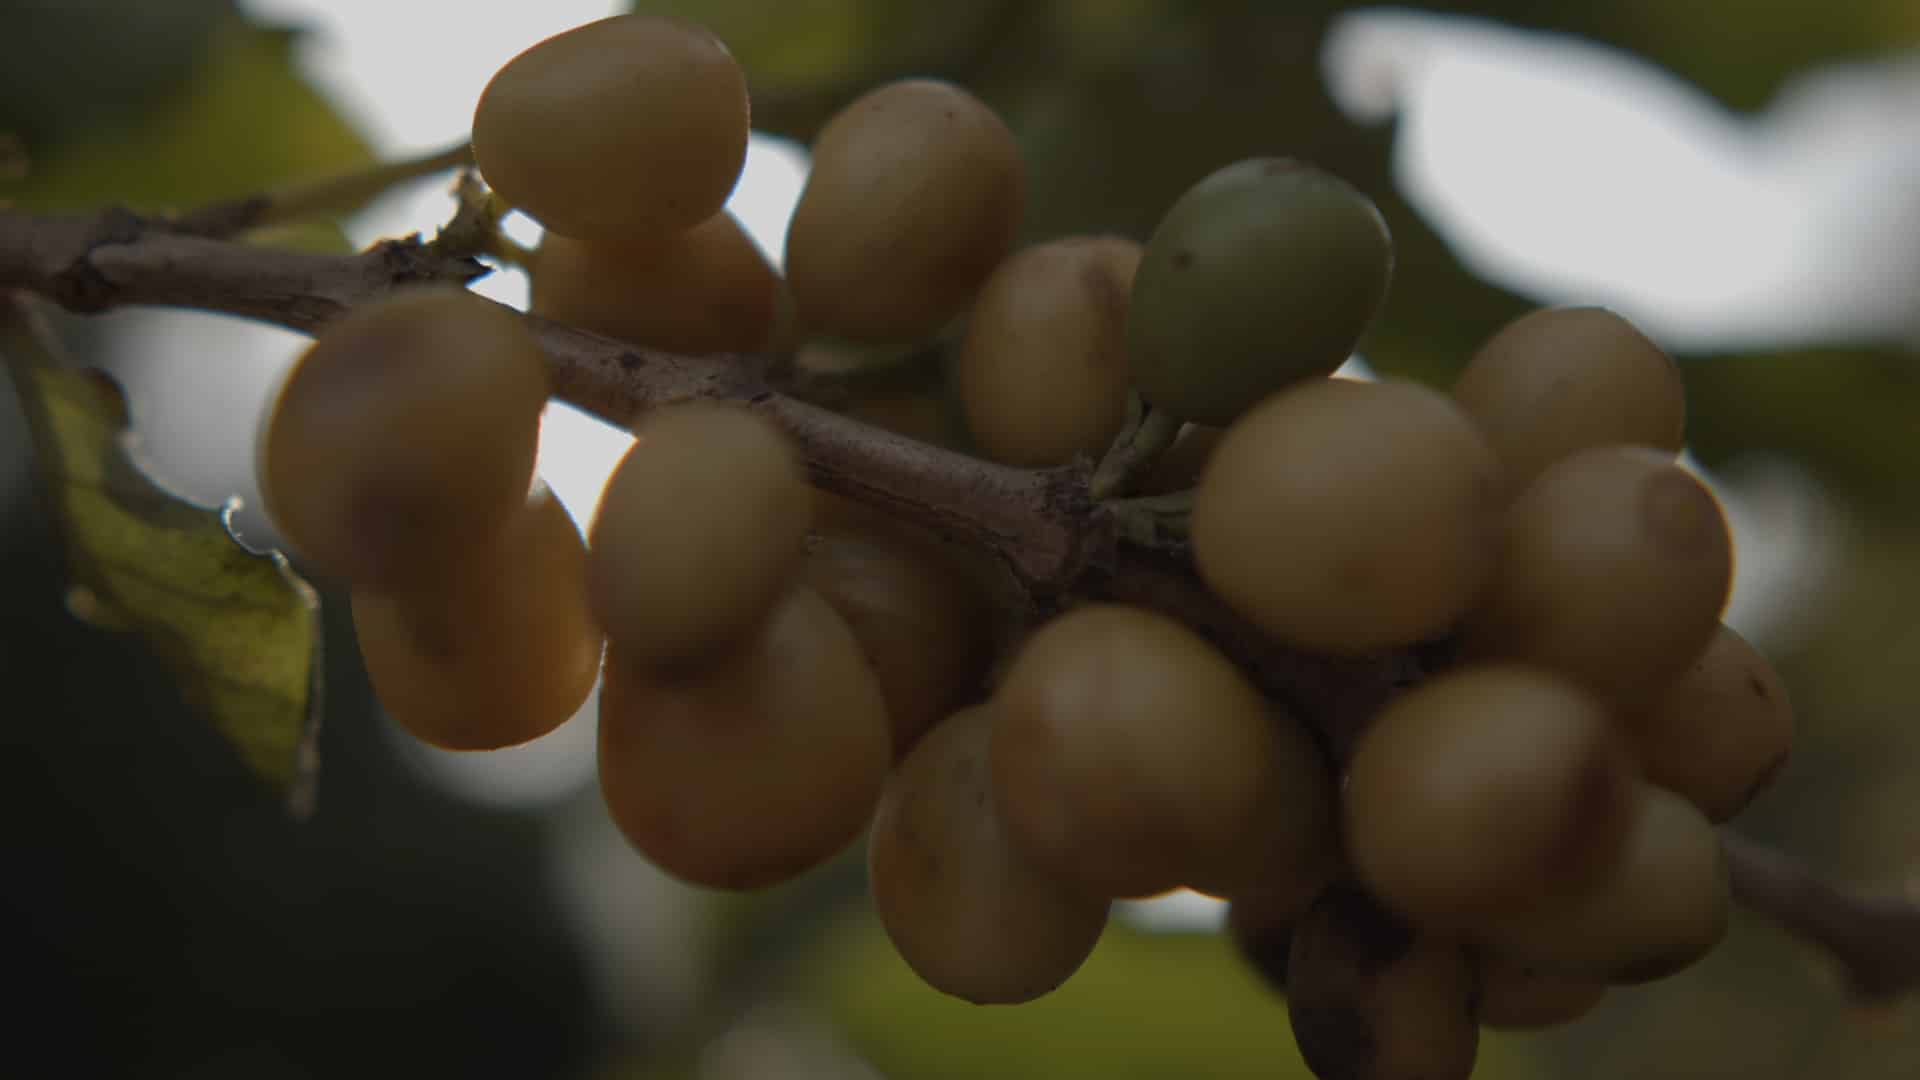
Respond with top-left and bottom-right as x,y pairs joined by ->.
56,207 -> 147,313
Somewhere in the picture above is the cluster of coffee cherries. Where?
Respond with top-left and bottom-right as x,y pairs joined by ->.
253,14 -> 1796,1080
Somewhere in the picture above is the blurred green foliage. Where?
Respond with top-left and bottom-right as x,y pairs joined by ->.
814,912 -> 1538,1080
5,8 -> 370,213
0,0 -> 235,147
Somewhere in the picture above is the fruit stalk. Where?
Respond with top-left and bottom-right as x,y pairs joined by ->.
1722,831 -> 1920,1001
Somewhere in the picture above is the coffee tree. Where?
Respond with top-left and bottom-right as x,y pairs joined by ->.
3,5 -> 1918,1078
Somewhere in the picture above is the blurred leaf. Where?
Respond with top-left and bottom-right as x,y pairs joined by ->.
1682,348 -> 1920,517
8,17 -> 371,213
632,0 -> 870,88
814,913 -> 1539,1080
0,0 -> 233,146
631,0 -> 1034,138
3,323 -> 322,814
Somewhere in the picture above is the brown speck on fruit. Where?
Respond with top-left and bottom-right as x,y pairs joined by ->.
619,351 -> 642,372
1171,250 -> 1195,269
1747,674 -> 1769,699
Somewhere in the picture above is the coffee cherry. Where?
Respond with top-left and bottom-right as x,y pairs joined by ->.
587,402 -> 810,668
597,586 -> 891,890
868,704 -> 1110,1003
1475,951 -> 1608,1030
258,287 -> 547,588
472,14 -> 749,238
1344,665 -> 1640,928
352,488 -> 602,751
1193,377 -> 1502,653
801,502 -> 994,758
1467,445 -> 1732,710
1478,783 -> 1730,982
990,605 -> 1335,899
1127,158 -> 1392,426
528,211 -> 784,355
786,78 -> 1025,342
956,236 -> 1142,466
1630,623 -> 1794,821
1453,306 -> 1684,497
1287,886 -> 1480,1080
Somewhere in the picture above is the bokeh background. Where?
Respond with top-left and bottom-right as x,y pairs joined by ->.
3,1 -> 1918,1076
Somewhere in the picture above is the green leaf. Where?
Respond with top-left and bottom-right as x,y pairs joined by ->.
7,17 -> 372,214
4,318 -> 322,815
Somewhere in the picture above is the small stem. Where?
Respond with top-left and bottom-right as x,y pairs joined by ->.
1724,832 -> 1920,1002
1108,490 -> 1195,547
170,141 -> 474,239
1091,397 -> 1183,499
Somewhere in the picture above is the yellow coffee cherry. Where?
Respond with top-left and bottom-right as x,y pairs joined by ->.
587,402 -> 810,668
1344,665 -> 1640,928
597,585 -> 891,890
1630,623 -> 1794,821
1193,377 -> 1502,653
258,286 -> 547,587
991,605 -> 1335,900
473,14 -> 749,238
529,211 -> 785,355
1467,445 -> 1732,710
1453,306 -> 1684,497
352,488 -> 602,751
868,704 -> 1110,1003
786,78 -> 1025,342
956,236 -> 1142,466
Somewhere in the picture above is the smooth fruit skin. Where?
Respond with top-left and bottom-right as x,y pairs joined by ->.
1475,951 -> 1607,1030
1466,445 -> 1732,710
352,489 -> 603,751
1343,665 -> 1640,929
258,287 -> 547,588
1287,886 -> 1480,1080
785,79 -> 1025,343
1127,158 -> 1392,426
956,236 -> 1142,467
868,705 -> 1110,1004
1192,377 -> 1503,654
529,211 -> 784,355
587,402 -> 810,668
472,14 -> 749,238
800,502 -> 994,759
1477,783 -> 1730,983
1629,623 -> 1794,821
989,605 -> 1334,900
1453,306 -> 1685,498
597,586 -> 892,890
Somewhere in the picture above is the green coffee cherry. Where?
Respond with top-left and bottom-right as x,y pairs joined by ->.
1126,158 -> 1392,426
